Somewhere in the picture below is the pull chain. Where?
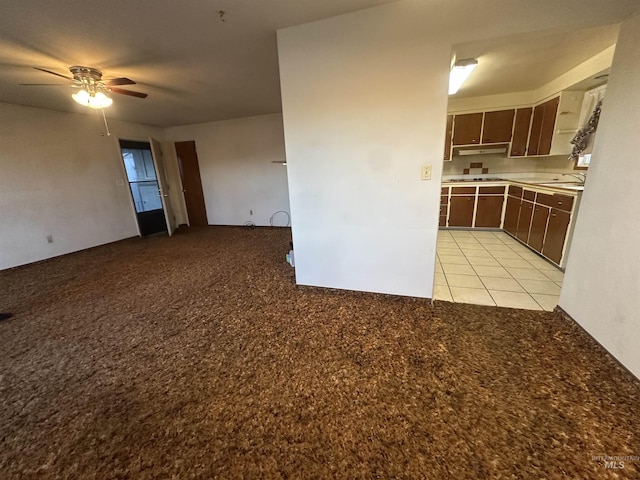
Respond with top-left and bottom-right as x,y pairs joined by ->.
100,107 -> 111,136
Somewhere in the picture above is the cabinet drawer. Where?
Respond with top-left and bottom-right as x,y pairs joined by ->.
508,185 -> 523,198
536,193 -> 574,211
479,186 -> 505,195
441,186 -> 449,195
440,195 -> 448,205
440,205 -> 448,216
451,186 -> 476,195
523,190 -> 536,201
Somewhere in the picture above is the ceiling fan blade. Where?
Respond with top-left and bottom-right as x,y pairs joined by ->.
105,77 -> 136,86
109,87 -> 148,98
19,83 -> 72,86
33,67 -> 73,80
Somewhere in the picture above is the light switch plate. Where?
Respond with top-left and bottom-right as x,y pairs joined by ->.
421,164 -> 432,180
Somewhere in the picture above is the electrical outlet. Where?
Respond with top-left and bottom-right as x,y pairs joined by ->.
421,164 -> 432,180
46,235 -> 53,244
250,210 -> 253,215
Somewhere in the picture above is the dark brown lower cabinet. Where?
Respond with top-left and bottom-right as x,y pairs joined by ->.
516,201 -> 534,242
475,196 -> 504,228
439,202 -> 448,227
528,205 -> 550,252
448,196 -> 475,227
503,196 -> 520,235
542,208 -> 571,264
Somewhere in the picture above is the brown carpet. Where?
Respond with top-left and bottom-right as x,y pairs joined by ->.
0,226 -> 638,479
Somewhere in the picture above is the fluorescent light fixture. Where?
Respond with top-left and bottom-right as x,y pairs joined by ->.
449,58 -> 478,95
72,90 -> 113,109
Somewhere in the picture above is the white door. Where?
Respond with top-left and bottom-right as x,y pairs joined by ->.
149,138 -> 177,236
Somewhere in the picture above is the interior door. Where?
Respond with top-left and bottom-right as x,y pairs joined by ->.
149,138 -> 177,236
175,140 -> 208,226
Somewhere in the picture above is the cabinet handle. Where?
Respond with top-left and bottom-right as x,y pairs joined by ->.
551,214 -> 556,217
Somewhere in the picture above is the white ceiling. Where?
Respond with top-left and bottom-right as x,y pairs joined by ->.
451,23 -> 620,98
0,0 -> 634,127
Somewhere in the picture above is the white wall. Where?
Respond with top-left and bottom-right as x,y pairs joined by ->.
559,13 -> 640,379
165,114 -> 290,227
0,107 -> 288,270
278,5 -> 451,297
0,102 -> 166,270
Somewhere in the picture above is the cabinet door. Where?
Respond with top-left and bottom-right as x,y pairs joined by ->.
527,104 -> 545,156
482,109 -> 515,144
510,108 -> 532,156
475,196 -> 504,228
516,201 -> 534,242
444,114 -> 453,161
542,209 -> 571,264
452,113 -> 483,145
449,196 -> 475,227
439,195 -> 449,226
503,196 -> 521,235
538,97 -> 560,155
528,204 -> 550,253
527,97 -> 559,156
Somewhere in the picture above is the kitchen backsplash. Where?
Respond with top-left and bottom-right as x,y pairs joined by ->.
442,154 -> 576,175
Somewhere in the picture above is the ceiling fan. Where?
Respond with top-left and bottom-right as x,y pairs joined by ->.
20,65 -> 148,108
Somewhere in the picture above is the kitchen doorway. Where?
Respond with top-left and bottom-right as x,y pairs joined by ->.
175,140 -> 208,226
119,140 -> 172,236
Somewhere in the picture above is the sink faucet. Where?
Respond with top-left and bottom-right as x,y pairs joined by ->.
561,172 -> 587,185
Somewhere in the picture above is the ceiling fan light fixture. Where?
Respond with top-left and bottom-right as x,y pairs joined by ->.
72,89 -> 113,109
449,58 -> 478,95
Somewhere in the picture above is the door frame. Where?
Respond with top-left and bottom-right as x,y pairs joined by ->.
149,137 -> 177,236
115,136 -> 177,236
115,137 -> 143,237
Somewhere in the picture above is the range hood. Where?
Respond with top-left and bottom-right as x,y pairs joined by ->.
454,144 -> 508,156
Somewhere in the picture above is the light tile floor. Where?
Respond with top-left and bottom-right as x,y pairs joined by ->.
434,229 -> 563,311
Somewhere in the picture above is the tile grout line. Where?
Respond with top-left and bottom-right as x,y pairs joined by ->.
436,230 -> 562,311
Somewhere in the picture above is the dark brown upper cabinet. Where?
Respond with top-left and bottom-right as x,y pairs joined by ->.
527,96 -> 559,156
509,107 -> 533,157
481,109 -> 515,144
444,114 -> 453,161
452,113 -> 483,145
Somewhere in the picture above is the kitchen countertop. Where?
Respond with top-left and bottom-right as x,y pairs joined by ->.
442,174 -> 584,193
